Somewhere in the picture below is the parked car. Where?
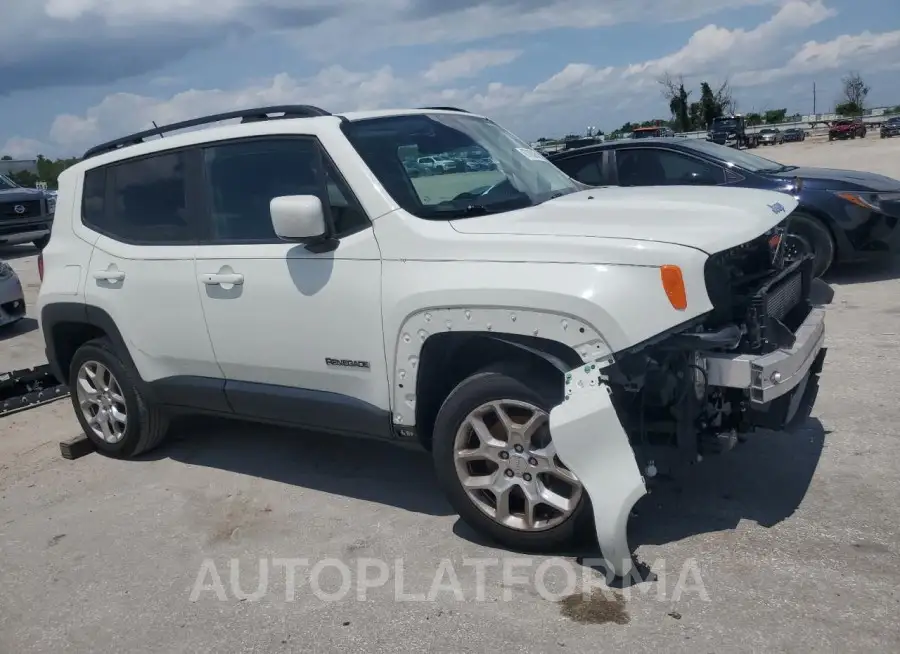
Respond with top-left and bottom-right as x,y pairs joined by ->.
782,127 -> 806,142
416,155 -> 455,173
880,116 -> 900,138
37,104 -> 826,578
706,114 -> 760,149
0,260 -> 26,328
402,160 -> 430,177
828,118 -> 866,141
0,173 -> 56,250
547,136 -> 900,277
758,128 -> 784,145
631,126 -> 674,139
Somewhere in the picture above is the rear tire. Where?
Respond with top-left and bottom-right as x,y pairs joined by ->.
787,212 -> 835,278
69,338 -> 170,457
432,365 -> 592,552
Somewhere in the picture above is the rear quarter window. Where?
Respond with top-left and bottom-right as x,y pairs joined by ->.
81,151 -> 194,244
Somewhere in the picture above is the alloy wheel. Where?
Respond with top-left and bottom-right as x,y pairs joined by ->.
75,361 -> 128,444
452,399 -> 583,532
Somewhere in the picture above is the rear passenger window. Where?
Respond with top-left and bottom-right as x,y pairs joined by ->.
82,168 -> 106,227
201,138 -> 369,243
554,154 -> 604,186
82,152 -> 192,243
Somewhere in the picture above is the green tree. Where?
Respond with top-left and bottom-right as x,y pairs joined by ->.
660,73 -> 733,131
835,101 -> 861,116
9,170 -> 40,186
764,108 -> 788,124
745,112 -> 763,126
840,71 -> 869,115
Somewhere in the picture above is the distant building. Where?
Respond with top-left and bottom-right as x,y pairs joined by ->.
0,159 -> 38,175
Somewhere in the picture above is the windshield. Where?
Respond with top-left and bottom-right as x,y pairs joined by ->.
632,129 -> 659,139
0,174 -> 18,190
341,113 -> 580,219
680,139 -> 790,173
760,128 -> 775,134
711,118 -> 738,131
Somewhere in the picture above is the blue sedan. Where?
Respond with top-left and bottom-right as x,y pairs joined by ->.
547,138 -> 900,277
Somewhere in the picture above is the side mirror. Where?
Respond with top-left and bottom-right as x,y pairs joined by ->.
270,195 -> 327,241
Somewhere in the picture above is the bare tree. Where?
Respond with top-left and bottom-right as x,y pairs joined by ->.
841,71 -> 869,114
658,72 -> 692,132
714,79 -> 735,115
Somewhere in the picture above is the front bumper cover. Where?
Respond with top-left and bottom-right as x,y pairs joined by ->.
548,305 -> 827,578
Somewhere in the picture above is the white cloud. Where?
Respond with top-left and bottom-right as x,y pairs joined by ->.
0,137 -> 50,160
733,29 -> 900,86
8,1 -> 900,157
0,0 -> 780,93
423,50 -> 522,84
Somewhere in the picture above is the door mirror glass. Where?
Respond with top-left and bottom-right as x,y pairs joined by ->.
270,195 -> 326,241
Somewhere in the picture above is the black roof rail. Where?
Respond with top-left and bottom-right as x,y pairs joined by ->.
82,105 -> 332,159
418,106 -> 469,113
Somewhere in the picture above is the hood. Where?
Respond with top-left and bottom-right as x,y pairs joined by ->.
765,166 -> 900,192
449,186 -> 796,255
0,187 -> 46,202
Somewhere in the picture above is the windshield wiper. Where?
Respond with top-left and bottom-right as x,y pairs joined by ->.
420,197 -> 533,220
762,164 -> 799,174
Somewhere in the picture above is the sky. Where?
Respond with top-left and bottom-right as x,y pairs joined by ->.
1,0 -> 898,160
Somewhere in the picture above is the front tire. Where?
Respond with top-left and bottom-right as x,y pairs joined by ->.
787,212 -> 835,278
432,366 -> 591,552
69,338 -> 169,457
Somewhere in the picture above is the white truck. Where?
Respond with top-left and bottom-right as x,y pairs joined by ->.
36,105 -> 827,578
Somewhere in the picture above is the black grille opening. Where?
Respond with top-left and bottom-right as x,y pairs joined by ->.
703,225 -> 813,354
0,200 -> 42,219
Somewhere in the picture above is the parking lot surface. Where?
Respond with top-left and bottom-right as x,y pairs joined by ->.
2,134 -> 900,653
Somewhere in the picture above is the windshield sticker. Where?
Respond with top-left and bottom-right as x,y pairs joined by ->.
515,147 -> 548,162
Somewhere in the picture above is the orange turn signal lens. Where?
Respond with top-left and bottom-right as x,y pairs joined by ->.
660,265 -> 687,311
836,192 -> 875,210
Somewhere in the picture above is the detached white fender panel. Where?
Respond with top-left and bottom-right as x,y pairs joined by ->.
549,359 -> 646,578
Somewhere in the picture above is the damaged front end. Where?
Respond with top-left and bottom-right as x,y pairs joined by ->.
549,227 -> 829,578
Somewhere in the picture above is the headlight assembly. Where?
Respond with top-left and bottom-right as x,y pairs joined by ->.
833,191 -> 900,216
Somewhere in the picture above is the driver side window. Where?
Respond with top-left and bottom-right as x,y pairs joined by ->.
616,149 -> 725,186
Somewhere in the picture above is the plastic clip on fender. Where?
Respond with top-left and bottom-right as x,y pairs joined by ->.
548,359 -> 647,579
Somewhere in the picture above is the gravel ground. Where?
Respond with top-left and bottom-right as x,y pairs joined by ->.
2,133 -> 900,653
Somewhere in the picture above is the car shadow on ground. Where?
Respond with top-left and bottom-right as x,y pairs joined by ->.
824,256 -> 900,285
144,415 -> 453,518
0,317 -> 38,341
0,244 -> 39,261
140,414 -> 824,573
453,418 -> 826,580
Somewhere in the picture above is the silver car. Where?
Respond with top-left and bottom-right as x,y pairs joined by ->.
758,128 -> 784,145
0,260 -> 26,327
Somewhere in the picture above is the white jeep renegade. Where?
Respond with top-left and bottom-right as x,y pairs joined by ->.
37,105 -> 828,577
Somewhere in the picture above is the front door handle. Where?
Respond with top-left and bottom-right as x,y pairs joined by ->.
199,272 -> 244,286
92,270 -> 125,282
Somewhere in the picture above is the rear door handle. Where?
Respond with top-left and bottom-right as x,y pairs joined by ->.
199,272 -> 244,286
92,270 -> 125,281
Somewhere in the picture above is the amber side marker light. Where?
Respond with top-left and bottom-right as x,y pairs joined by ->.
660,264 -> 687,310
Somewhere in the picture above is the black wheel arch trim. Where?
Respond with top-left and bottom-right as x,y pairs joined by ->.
791,206 -> 845,262
41,302 -> 145,394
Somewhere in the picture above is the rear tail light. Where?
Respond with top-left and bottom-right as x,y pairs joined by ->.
38,253 -> 44,281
